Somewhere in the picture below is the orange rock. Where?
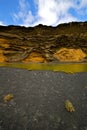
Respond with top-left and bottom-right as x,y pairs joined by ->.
0,38 -> 9,62
53,48 -> 86,62
0,50 -> 6,62
23,52 -> 47,63
0,38 -> 9,48
0,55 -> 6,62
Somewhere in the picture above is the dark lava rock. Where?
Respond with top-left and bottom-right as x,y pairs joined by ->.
0,68 -> 87,130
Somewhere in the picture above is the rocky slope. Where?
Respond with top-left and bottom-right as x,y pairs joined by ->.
0,21 -> 87,63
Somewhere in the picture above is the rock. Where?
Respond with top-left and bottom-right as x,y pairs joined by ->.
53,48 -> 86,62
22,52 -> 47,63
0,22 -> 87,63
3,94 -> 14,102
65,100 -> 75,112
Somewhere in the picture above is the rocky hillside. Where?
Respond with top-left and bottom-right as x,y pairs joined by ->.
0,21 -> 87,63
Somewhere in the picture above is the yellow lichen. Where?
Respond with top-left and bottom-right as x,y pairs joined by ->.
65,100 -> 75,112
3,94 -> 14,102
53,48 -> 86,62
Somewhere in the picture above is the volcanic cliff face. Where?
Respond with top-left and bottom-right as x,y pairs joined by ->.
0,21 -> 87,63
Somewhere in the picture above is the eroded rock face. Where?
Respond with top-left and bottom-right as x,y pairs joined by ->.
23,52 -> 47,63
53,48 -> 86,62
0,22 -> 87,63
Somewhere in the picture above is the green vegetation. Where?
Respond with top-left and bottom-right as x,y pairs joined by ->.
0,63 -> 87,73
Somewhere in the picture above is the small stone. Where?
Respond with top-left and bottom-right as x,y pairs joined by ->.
3,94 -> 14,102
65,100 -> 75,112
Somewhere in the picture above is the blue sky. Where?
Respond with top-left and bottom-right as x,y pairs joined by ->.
0,0 -> 87,26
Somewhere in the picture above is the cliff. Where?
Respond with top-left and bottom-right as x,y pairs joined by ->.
0,21 -> 87,63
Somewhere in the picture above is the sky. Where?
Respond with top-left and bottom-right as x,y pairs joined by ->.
0,0 -> 87,27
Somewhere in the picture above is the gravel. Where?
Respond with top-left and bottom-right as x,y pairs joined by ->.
0,67 -> 87,130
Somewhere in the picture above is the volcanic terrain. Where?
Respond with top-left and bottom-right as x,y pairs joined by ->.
0,21 -> 87,63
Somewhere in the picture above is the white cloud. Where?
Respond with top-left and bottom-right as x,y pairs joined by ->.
13,0 -> 87,27
76,0 -> 87,14
35,0 -> 77,26
55,13 -> 77,25
79,0 -> 87,8
0,21 -> 4,25
13,0 -> 34,25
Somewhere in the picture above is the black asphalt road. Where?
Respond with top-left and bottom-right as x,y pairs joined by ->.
0,67 -> 87,130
